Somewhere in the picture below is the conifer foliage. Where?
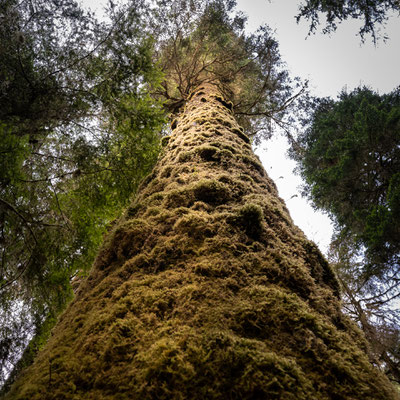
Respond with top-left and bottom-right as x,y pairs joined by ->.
0,0 -> 164,387
292,86 -> 400,385
296,0 -> 400,42
294,87 -> 400,278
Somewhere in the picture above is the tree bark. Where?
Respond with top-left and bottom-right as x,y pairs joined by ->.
7,83 -> 399,399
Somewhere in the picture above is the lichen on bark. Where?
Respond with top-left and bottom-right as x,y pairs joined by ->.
7,84 -> 399,399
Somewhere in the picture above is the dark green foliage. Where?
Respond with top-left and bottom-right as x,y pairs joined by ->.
153,0 -> 305,140
0,0 -> 166,386
0,0 -> 92,136
292,85 -> 400,383
296,0 -> 400,42
293,86 -> 400,278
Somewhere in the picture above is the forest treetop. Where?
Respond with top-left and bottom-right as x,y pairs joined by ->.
147,0 -> 306,139
293,86 -> 400,279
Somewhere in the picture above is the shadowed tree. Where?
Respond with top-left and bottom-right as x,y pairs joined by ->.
5,1 -> 400,398
290,0 -> 400,381
291,86 -> 400,386
329,236 -> 400,385
292,87 -> 400,278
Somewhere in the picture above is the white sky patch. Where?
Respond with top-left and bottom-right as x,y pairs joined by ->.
254,137 -> 333,254
237,0 -> 400,97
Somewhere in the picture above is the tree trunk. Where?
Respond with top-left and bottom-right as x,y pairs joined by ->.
7,83 -> 399,399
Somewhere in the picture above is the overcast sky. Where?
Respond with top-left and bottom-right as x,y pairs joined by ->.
238,0 -> 400,97
82,0 -> 400,253
236,0 -> 400,253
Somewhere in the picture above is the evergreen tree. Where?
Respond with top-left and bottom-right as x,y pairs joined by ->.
5,2 -> 399,398
292,86 -> 400,386
293,87 -> 400,278
329,236 -> 400,385
0,0 -> 165,388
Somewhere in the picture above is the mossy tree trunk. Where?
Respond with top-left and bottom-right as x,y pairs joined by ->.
7,84 -> 399,399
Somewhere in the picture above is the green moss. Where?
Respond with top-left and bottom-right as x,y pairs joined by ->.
177,151 -> 191,162
241,154 -> 264,174
193,259 -> 233,278
215,96 -> 233,113
209,141 -> 236,154
160,165 -> 173,178
145,192 -> 165,206
215,117 -> 233,129
165,188 -> 194,208
149,237 -> 198,271
138,170 -> 157,191
232,127 -> 250,143
7,84 -> 399,400
161,135 -> 171,146
192,179 -> 230,205
195,145 -> 219,161
216,148 -> 233,160
173,212 -> 213,240
302,241 -> 340,296
126,202 -> 142,218
237,203 -> 264,239
111,219 -> 152,261
144,206 -> 162,217
191,201 -> 212,212
237,174 -> 254,185
216,174 -> 232,184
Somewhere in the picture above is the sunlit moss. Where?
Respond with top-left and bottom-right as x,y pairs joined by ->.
7,84 -> 399,400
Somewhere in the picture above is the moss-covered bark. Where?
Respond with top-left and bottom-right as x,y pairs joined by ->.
7,84 -> 399,399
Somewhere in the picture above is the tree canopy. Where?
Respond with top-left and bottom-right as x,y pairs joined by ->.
0,0 -> 166,387
296,0 -> 400,42
151,0 -> 304,140
293,86 -> 400,278
291,86 -> 400,383
328,235 -> 400,384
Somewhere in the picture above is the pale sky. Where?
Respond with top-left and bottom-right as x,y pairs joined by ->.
82,0 -> 400,254
237,0 -> 400,253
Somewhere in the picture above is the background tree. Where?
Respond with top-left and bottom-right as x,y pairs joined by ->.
291,0 -> 400,386
329,236 -> 400,385
291,85 -> 400,385
295,0 -> 400,42
0,0 -> 165,388
293,86 -> 400,278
